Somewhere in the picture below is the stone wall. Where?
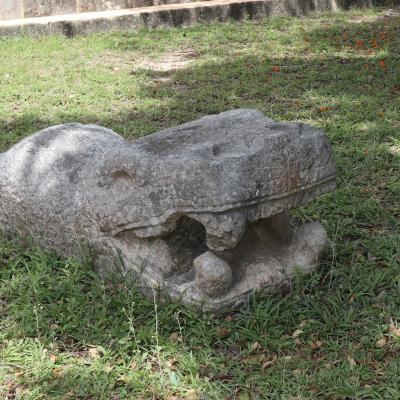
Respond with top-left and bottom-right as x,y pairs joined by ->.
0,0 -> 201,20
0,0 -> 396,20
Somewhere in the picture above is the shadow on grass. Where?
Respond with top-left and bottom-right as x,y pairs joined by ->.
0,12 -> 399,399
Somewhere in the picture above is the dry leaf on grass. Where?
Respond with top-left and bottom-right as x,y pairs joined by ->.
348,356 -> 357,367
170,332 -> 181,342
292,329 -> 303,338
262,355 -> 277,369
52,368 -> 63,378
310,340 -> 323,350
389,321 -> 400,337
88,347 -> 101,358
130,360 -> 137,370
50,354 -> 58,363
217,327 -> 231,338
185,388 -> 198,399
116,375 -> 129,384
376,337 -> 388,347
293,369 -> 302,376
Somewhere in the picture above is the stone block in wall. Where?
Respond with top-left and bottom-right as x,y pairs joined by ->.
0,0 -> 23,20
53,0 -> 77,15
78,0 -> 152,12
23,0 -> 77,18
23,0 -> 53,17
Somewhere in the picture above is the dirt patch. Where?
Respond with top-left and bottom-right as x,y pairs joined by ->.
90,48 -> 199,74
132,49 -> 199,72
90,52 -> 132,72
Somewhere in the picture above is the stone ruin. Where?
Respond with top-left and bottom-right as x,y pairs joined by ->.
0,109 -> 336,311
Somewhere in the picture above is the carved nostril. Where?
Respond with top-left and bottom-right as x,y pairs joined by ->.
212,144 -> 221,156
110,169 -> 135,182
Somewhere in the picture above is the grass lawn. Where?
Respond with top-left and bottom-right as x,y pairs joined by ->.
0,7 -> 399,399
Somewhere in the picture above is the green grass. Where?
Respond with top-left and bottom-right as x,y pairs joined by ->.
0,7 -> 400,399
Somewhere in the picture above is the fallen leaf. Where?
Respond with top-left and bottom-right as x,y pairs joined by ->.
271,66 -> 281,73
166,359 -> 178,368
185,388 -> 198,399
310,340 -> 323,350
308,386 -> 319,395
348,356 -> 357,367
292,329 -> 303,338
116,375 -> 128,384
88,347 -> 101,358
262,355 -> 277,369
62,391 -> 75,400
389,322 -> 400,337
376,337 -> 388,348
130,360 -> 138,370
252,341 -> 260,351
370,39 -> 380,48
319,106 -> 334,112
52,368 -> 63,378
348,293 -> 356,303
378,60 -> 386,69
293,369 -> 302,376
50,354 -> 58,363
169,332 -> 180,342
217,327 -> 231,338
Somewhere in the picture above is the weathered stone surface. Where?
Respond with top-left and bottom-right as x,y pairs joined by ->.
0,0 -> 375,37
78,0 -> 152,13
0,0 -> 23,20
0,109 -> 336,311
52,0 -> 77,16
23,0 -> 55,17
194,251 -> 233,297
0,0 -> 396,33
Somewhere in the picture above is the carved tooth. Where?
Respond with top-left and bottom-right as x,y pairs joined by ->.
193,251 -> 233,298
187,211 -> 247,251
286,222 -> 329,276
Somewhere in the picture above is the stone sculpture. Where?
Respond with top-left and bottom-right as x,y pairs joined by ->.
0,109 -> 336,311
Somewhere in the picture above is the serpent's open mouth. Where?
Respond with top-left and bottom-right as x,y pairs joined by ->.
112,211 -> 329,311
